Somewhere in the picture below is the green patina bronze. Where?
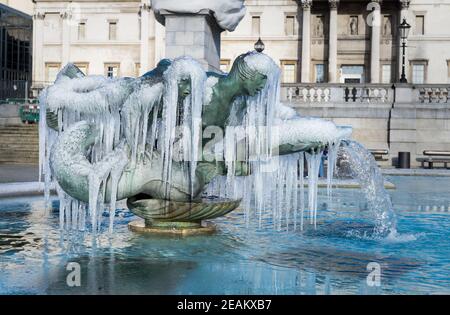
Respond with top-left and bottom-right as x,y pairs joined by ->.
47,53 -> 328,231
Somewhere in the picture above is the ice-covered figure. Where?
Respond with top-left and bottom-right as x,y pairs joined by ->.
42,52 -> 355,233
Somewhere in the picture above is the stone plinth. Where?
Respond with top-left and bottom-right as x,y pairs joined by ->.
159,10 -> 222,72
128,220 -> 216,236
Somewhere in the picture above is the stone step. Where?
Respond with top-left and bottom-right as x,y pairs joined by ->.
0,152 -> 39,158
0,125 -> 40,164
0,125 -> 39,130
0,160 -> 38,165
0,130 -> 39,134
0,146 -> 39,152
0,139 -> 39,145
0,132 -> 39,136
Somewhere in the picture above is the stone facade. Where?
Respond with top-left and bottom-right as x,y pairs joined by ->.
30,0 -> 164,94
25,0 -> 450,89
5,0 -> 450,167
222,0 -> 450,85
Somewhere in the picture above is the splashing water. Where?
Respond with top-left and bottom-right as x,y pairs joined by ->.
339,140 -> 397,235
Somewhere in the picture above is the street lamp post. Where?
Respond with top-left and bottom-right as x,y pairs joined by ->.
399,19 -> 411,83
254,37 -> 265,53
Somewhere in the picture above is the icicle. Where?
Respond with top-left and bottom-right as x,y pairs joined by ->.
326,141 -> 340,200
306,150 -> 323,229
88,174 -> 102,234
108,151 -> 128,234
159,56 -> 206,199
299,153 -> 305,231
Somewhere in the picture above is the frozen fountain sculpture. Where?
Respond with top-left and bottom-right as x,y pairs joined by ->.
39,0 -> 396,236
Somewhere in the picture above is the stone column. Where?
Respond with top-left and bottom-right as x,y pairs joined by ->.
328,0 -> 339,83
60,11 -> 71,66
370,0 -> 382,83
139,2 -> 150,75
158,10 -> 223,72
399,0 -> 410,82
301,0 -> 312,83
154,14 -> 165,67
32,11 -> 45,94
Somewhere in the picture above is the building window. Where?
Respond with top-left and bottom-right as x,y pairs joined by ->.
340,65 -> 365,84
252,16 -> 261,36
315,64 -> 325,83
414,15 -> 425,35
381,64 -> 391,83
412,64 -> 425,84
105,63 -> 120,78
220,59 -> 231,73
285,16 -> 295,36
78,22 -> 86,40
45,63 -> 61,84
281,61 -> 297,83
74,63 -> 89,75
109,21 -> 117,40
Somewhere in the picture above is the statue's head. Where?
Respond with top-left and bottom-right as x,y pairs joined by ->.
229,51 -> 278,96
178,77 -> 191,98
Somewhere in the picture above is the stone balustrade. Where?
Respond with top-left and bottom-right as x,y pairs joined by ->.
416,86 -> 450,104
281,83 -> 450,106
281,83 -> 393,105
280,83 -> 450,168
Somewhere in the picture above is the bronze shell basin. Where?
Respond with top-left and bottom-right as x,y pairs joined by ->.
127,195 -> 241,230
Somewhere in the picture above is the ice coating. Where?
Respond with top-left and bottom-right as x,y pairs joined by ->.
207,54 -> 334,231
273,118 -> 343,147
46,75 -> 131,114
244,51 -> 279,76
204,75 -> 219,105
151,0 -> 246,31
160,56 -> 207,198
39,57 -> 207,234
39,51 -> 397,237
276,102 -> 299,120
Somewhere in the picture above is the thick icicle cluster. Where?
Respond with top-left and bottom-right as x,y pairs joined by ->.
39,57 -> 207,233
160,57 -> 207,198
206,52 -> 347,231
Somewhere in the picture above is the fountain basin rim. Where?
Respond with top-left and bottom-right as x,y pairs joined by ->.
0,182 -> 56,198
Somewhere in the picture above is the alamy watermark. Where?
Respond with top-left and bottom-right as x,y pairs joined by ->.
366,262 -> 381,287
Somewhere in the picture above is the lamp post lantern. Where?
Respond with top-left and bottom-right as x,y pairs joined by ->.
254,37 -> 265,53
399,19 -> 411,83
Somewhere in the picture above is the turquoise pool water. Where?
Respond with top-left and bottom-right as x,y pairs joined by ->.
0,176 -> 449,295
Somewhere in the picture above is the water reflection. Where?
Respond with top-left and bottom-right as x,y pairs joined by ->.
0,176 -> 450,294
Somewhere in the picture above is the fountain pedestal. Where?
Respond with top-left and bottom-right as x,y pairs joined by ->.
127,196 -> 241,236
128,220 -> 217,236
158,10 -> 222,72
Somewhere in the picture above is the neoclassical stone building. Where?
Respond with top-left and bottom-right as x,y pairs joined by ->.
26,0 -> 450,93
223,0 -> 450,85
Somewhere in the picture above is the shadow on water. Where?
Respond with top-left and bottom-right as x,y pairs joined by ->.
45,255 -> 198,295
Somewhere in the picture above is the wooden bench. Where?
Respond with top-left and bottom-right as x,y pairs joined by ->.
369,149 -> 389,162
417,150 -> 450,169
